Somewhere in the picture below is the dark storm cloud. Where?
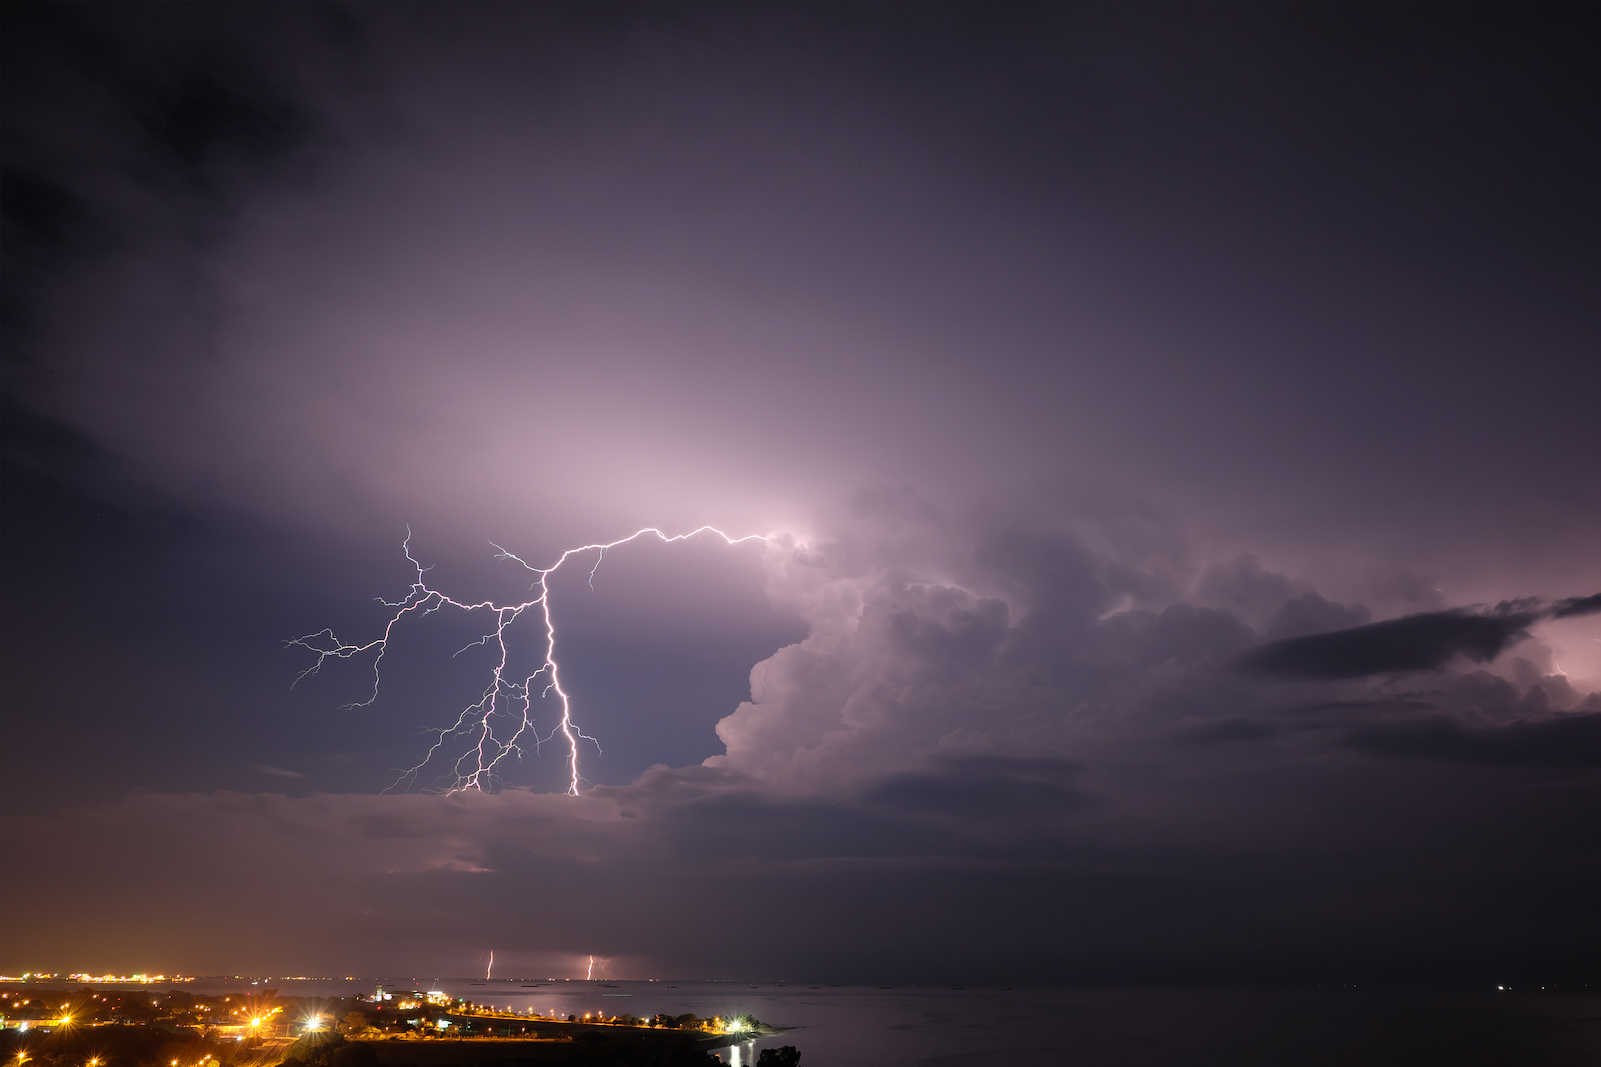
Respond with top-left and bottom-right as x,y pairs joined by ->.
8,741 -> 1600,982
859,755 -> 1092,823
649,790 -> 951,864
1346,712 -> 1601,769
1176,717 -> 1277,745
1238,596 -> 1601,680
1,3 -> 323,293
1551,592 -> 1601,619
5,4 -> 1600,579
1237,605 -> 1543,680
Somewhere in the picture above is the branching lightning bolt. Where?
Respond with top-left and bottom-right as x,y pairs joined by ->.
288,526 -> 771,795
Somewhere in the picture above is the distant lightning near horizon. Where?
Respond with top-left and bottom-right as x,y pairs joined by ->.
289,526 -> 774,795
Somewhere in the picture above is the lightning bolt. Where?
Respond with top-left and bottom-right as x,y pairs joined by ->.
288,526 -> 772,795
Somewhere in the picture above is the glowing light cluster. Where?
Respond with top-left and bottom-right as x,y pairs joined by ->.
291,526 -> 771,794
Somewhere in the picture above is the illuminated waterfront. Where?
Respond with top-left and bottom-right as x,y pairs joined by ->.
5,977 -> 1599,1065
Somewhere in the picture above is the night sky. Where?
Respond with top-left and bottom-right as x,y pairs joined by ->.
3,4 -> 1598,984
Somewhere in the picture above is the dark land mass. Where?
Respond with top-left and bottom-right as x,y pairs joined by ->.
0,1028 -> 778,1067
0,1028 -> 737,1067
0,987 -> 786,1067
370,1033 -> 736,1067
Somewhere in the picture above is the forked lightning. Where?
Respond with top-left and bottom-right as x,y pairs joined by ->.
289,526 -> 770,794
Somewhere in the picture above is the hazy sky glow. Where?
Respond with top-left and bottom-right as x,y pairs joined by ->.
2,4 -> 1598,984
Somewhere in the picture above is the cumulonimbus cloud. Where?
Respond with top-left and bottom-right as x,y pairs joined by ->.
5,499 -> 1599,980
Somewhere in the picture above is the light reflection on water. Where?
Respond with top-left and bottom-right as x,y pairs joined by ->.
716,1040 -> 757,1066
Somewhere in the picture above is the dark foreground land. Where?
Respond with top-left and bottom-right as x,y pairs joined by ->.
367,1022 -> 792,1067
0,1020 -> 783,1067
366,1033 -> 733,1067
0,1029 -> 748,1067
0,986 -> 789,1067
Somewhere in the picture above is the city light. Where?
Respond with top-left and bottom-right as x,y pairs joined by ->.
0,978 -> 763,1057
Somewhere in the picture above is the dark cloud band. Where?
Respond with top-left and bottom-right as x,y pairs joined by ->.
1235,596 -> 1598,680
1346,712 -> 1601,768
1551,592 -> 1601,620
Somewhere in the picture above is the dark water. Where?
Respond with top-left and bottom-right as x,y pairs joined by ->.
70,978 -> 1601,1066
